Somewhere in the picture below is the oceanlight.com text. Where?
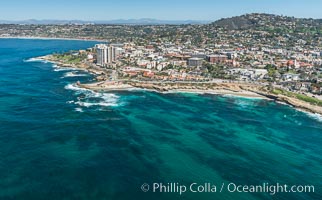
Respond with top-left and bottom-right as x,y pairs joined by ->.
141,182 -> 315,195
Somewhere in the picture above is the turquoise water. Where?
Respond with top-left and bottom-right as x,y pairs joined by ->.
0,39 -> 321,200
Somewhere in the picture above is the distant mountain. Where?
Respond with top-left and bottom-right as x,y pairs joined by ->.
0,19 -> 86,25
212,13 -> 322,30
95,18 -> 210,25
0,18 -> 210,25
3,13 -> 321,27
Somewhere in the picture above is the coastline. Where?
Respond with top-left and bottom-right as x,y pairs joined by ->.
36,55 -> 102,75
167,89 -> 267,98
0,36 -> 106,42
37,55 -> 322,116
77,81 -> 322,115
77,81 -> 266,98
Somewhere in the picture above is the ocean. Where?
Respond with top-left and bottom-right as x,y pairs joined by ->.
0,39 -> 321,200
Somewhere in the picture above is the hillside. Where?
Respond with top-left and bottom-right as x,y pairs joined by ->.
212,13 -> 322,30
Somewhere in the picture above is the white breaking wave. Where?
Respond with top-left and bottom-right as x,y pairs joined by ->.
62,72 -> 88,78
54,67 -> 73,72
65,84 -> 120,108
24,57 -> 53,64
74,101 -> 119,107
24,58 -> 42,62
53,64 -> 79,72
304,112 -> 322,122
233,98 -> 258,109
64,84 -> 90,93
75,108 -> 84,113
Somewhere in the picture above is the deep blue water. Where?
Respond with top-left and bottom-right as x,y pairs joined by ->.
0,39 -> 321,200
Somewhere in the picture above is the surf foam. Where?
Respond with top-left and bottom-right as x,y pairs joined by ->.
62,72 -> 88,78
65,84 -> 120,108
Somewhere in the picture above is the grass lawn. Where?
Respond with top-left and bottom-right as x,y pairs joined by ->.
272,88 -> 322,106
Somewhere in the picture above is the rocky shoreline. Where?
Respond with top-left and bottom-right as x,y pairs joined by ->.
78,80 -> 322,115
38,55 -> 322,115
78,81 -> 266,98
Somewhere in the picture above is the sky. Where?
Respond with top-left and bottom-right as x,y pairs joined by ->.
1,0 -> 322,21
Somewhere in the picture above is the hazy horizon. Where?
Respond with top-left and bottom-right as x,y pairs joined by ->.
0,12 -> 321,25
1,0 -> 322,21
0,12 -> 322,22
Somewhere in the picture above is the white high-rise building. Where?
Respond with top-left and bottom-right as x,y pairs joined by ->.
96,44 -> 108,66
96,44 -> 123,66
107,46 -> 115,64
